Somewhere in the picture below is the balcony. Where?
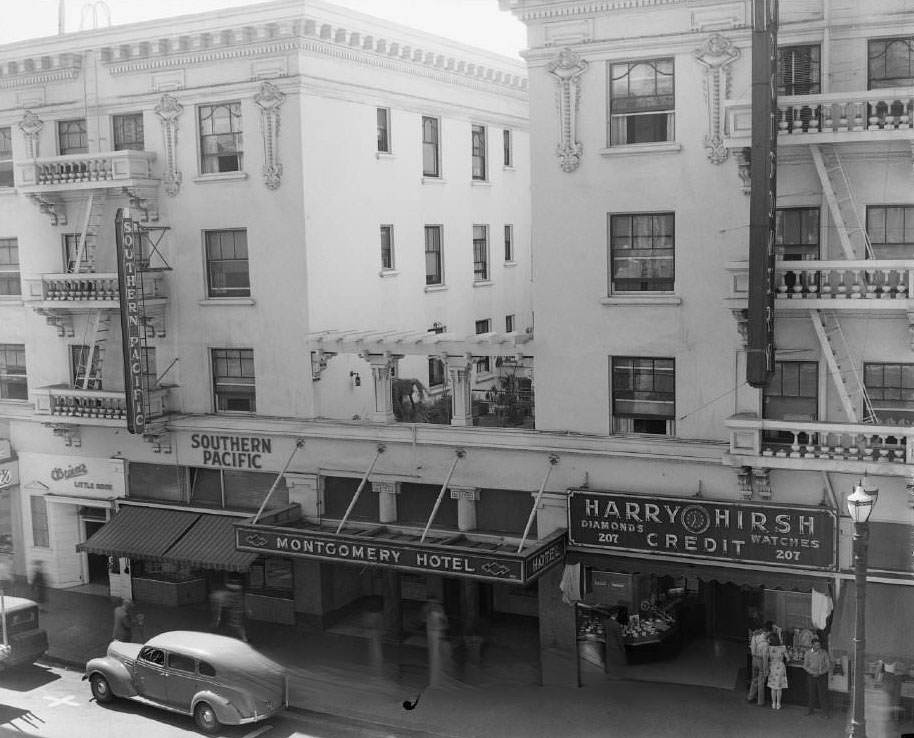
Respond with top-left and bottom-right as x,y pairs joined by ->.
725,88 -> 914,147
726,414 -> 914,473
16,150 -> 158,192
726,260 -> 914,311
32,385 -> 170,427
27,273 -> 167,313
472,388 -> 535,429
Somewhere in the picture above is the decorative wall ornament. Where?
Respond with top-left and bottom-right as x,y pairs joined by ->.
154,94 -> 183,197
18,110 -> 43,158
548,48 -> 588,173
735,147 -> 752,194
693,34 -> 740,165
254,81 -> 286,190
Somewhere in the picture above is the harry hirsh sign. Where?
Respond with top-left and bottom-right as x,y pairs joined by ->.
568,491 -> 836,570
235,526 -> 566,584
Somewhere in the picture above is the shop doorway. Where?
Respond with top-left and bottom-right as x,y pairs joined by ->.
83,520 -> 109,585
705,581 -> 762,641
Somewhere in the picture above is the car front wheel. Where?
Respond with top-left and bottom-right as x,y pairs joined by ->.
193,701 -> 220,734
89,674 -> 113,704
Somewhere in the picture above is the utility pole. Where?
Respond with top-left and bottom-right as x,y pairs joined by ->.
59,0 -> 66,34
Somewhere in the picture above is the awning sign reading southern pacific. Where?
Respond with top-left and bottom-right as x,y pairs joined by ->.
235,526 -> 566,583
568,491 -> 836,570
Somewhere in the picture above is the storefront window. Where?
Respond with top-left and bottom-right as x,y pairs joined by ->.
398,483 -> 458,529
190,468 -> 222,507
128,462 -> 185,502
189,468 -> 288,511
323,477 -> 379,522
476,488 -> 534,537
246,557 -> 293,596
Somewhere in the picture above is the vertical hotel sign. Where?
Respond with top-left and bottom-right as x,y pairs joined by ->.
115,208 -> 145,434
746,0 -> 779,387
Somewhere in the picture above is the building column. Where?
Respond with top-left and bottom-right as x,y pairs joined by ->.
382,570 -> 402,641
285,472 -> 322,522
445,354 -> 473,426
534,491 -> 567,537
450,486 -> 478,531
365,353 -> 399,423
372,480 -> 399,523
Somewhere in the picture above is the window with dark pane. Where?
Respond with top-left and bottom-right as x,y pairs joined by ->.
422,116 -> 439,177
211,348 -> 255,412
503,128 -> 512,167
864,363 -> 914,424
473,225 -> 489,281
199,102 -> 243,173
58,119 -> 88,155
868,37 -> 914,89
428,358 -> 445,388
377,108 -> 391,153
380,225 -> 394,270
475,319 -> 492,374
0,238 -> 20,296
609,213 -> 674,292
471,125 -> 487,180
323,476 -> 378,522
205,229 -> 250,298
611,356 -> 675,435
0,127 -> 12,187
867,205 -> 914,258
504,225 -> 514,262
0,343 -> 27,400
609,58 -> 674,145
425,225 -> 443,285
397,483 -> 458,529
763,361 -> 818,444
113,113 -> 145,151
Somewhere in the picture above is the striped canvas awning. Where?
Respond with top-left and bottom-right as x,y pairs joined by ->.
165,513 -> 257,572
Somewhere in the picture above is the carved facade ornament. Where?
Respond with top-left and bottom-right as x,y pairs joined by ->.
693,34 -> 740,165
154,94 -> 183,197
18,110 -> 43,158
548,48 -> 588,173
254,81 -> 286,190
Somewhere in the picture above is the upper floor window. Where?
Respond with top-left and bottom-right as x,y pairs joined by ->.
377,108 -> 391,153
422,116 -> 440,178
62,233 -> 82,273
475,319 -> 492,375
0,238 -> 20,296
113,113 -> 145,151
505,314 -> 515,333
777,45 -> 821,96
504,225 -> 514,262
609,58 -> 674,146
0,127 -> 12,187
58,119 -> 88,155
212,348 -> 255,413
428,358 -> 445,388
763,360 -> 818,422
471,125 -> 487,180
380,225 -> 394,271
609,212 -> 674,293
70,344 -> 102,390
611,356 -> 675,435
776,208 -> 820,259
868,37 -> 914,89
205,229 -> 250,298
503,129 -> 512,167
867,205 -> 914,258
0,343 -> 27,400
473,225 -> 489,282
199,102 -> 243,173
425,225 -> 443,285
864,363 -> 914,424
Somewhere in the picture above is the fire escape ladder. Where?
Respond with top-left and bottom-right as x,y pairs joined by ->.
76,311 -> 111,391
72,193 -> 106,273
809,145 -> 873,260
809,309 -> 876,424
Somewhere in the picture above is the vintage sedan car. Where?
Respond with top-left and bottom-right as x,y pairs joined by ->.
0,596 -> 48,670
84,630 -> 287,733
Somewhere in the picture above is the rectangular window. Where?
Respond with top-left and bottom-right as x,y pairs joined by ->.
428,358 -> 445,388
422,116 -> 440,177
0,127 -> 12,187
62,234 -> 81,273
763,361 -> 818,422
58,119 -> 88,155
503,129 -> 512,167
867,205 -> 914,258
777,45 -> 821,96
471,125 -> 487,180
609,58 -> 675,145
128,462 -> 185,502
199,102 -> 243,173
612,357 -> 675,435
609,213 -> 674,293
377,108 -> 390,153
113,113 -> 145,151
205,229 -> 250,298
505,314 -> 515,333
864,363 -> 914,424
380,225 -> 394,271
504,225 -> 514,262
868,37 -> 914,89
475,319 -> 491,375
473,225 -> 489,282
212,348 -> 256,413
424,225 -> 443,285
0,238 -> 20,296
30,496 -> 49,548
0,343 -> 27,400
70,344 -> 101,390
776,208 -> 820,259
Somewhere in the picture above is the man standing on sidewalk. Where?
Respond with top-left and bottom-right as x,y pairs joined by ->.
747,621 -> 771,705
803,637 -> 831,717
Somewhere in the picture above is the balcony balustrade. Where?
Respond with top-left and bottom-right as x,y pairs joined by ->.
26,273 -> 166,311
33,385 -> 170,426
16,150 -> 157,191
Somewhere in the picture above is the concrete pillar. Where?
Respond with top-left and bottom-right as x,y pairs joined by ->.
285,472 -> 322,522
445,354 -> 473,426
382,570 -> 402,640
450,486 -> 478,531
372,480 -> 399,523
365,353 -> 399,423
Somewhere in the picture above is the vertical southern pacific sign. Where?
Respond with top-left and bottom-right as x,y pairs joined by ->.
115,208 -> 146,434
746,0 -> 779,387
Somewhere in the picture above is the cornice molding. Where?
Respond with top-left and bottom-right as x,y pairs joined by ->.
507,0 -> 686,22
0,54 -> 82,90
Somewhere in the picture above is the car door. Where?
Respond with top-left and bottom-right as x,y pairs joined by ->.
133,647 -> 168,704
164,651 -> 199,711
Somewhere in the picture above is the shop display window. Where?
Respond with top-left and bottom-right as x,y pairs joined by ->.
128,462 -> 186,502
246,557 -> 293,597
188,468 -> 287,512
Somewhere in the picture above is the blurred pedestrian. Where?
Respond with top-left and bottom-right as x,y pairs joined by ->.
112,598 -> 134,642
30,561 -> 47,612
210,586 -> 229,633
223,582 -> 247,642
604,607 -> 627,678
803,637 -> 831,717
747,621 -> 772,705
423,598 -> 448,687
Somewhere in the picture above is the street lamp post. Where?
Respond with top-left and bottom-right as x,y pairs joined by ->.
847,480 -> 878,738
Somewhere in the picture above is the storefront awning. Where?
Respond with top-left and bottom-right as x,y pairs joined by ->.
78,505 -> 257,572
565,550 -> 831,592
235,520 -> 566,584
829,581 -> 914,660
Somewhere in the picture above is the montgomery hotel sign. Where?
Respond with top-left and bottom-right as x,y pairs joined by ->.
236,525 -> 566,584
568,490 -> 836,570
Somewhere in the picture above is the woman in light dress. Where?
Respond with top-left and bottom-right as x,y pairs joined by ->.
766,632 -> 788,710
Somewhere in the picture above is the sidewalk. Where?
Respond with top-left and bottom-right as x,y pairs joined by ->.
17,584 -> 903,738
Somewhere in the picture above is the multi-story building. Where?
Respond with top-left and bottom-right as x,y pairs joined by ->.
499,0 -> 914,691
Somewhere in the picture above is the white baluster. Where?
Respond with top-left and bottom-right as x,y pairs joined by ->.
868,100 -> 882,130
852,102 -> 866,131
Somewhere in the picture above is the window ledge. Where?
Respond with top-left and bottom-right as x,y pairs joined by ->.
503,165 -> 515,172
473,280 -> 494,288
601,294 -> 682,306
0,188 -> 17,196
422,176 -> 445,185
379,269 -> 399,278
504,261 -> 517,268
198,297 -> 256,306
0,297 -> 24,306
600,142 -> 682,157
375,151 -> 395,159
471,179 -> 492,187
193,171 -> 249,183
424,284 -> 448,293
